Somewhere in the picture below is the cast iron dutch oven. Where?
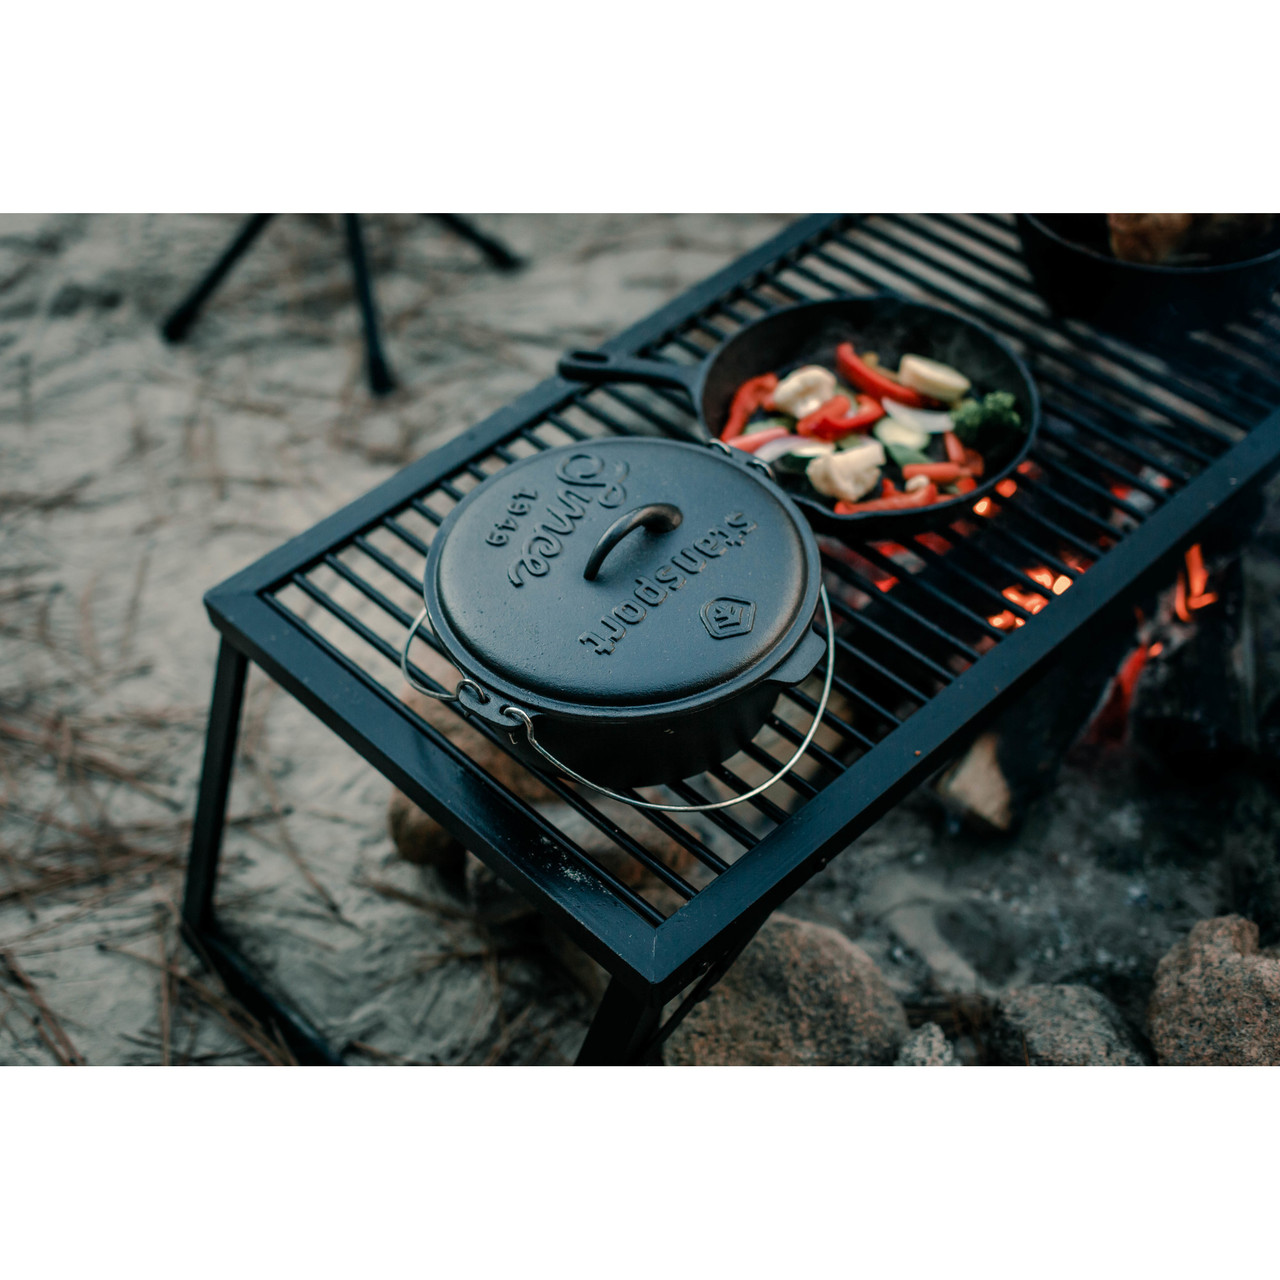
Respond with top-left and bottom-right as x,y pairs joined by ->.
1017,213 -> 1280,339
400,436 -> 834,811
556,295 -> 1040,540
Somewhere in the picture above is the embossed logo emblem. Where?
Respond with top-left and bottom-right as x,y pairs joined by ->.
701,597 -> 755,639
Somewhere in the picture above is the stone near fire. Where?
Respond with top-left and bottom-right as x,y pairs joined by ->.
664,915 -> 909,1066
387,786 -> 465,872
988,984 -> 1147,1066
895,1021 -> 959,1066
388,684 -> 557,869
1147,915 -> 1280,1066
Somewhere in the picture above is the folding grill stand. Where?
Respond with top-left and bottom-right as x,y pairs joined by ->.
161,214 -> 523,397
179,214 -> 1280,1066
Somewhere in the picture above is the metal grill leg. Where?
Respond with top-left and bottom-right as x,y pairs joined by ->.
161,214 -> 275,343
343,214 -> 396,397
431,213 -> 523,271
181,641 -> 248,933
575,978 -> 661,1066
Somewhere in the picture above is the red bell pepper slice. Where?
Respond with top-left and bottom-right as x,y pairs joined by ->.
835,343 -> 938,409
944,431 -> 966,465
720,373 -> 779,441
728,425 -> 793,453
835,481 -> 939,515
902,462 -> 969,483
797,393 -> 885,441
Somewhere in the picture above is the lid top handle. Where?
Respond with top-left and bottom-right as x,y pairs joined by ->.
582,503 -> 683,582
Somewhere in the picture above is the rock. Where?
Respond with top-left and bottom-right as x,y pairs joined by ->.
895,1022 -> 958,1065
464,851 -> 537,925
1147,916 -> 1280,1066
664,914 -> 909,1066
989,984 -> 1147,1065
388,683 -> 556,867
540,920 -> 610,1004
387,786 -> 464,872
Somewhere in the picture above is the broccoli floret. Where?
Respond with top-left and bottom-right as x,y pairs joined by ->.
950,391 -> 1023,445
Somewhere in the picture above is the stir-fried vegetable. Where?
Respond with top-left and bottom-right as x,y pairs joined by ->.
875,417 -> 929,452
880,397 -> 956,435
806,440 -> 886,503
951,390 -> 1023,452
721,373 -> 780,441
835,343 -> 936,409
718,341 -> 1024,517
770,365 -> 838,418
797,393 -> 884,440
727,425 -> 793,453
897,354 -> 971,403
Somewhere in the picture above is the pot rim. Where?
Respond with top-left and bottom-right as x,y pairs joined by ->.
422,437 -> 824,725
1019,213 -> 1280,278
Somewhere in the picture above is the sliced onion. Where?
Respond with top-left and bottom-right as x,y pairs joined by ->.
753,436 -> 832,464
882,397 -> 955,435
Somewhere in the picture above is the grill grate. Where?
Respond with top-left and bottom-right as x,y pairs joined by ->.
212,214 -> 1280,997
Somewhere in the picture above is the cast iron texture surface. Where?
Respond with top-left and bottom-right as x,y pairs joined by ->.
188,214 -> 1280,1060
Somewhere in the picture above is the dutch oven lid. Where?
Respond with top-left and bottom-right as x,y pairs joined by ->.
426,438 -> 819,710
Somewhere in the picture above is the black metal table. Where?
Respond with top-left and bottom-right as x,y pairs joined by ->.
181,214 -> 1280,1064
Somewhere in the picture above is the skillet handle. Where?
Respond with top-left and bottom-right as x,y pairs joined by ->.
558,349 -> 702,402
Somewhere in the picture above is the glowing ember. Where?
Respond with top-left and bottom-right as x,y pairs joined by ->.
973,498 -> 994,517
995,478 -> 1018,499
1174,543 -> 1218,622
1149,641 -> 1164,657
987,564 -> 1076,630
1087,642 -> 1154,744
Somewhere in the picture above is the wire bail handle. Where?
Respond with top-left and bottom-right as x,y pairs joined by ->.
401,441 -> 832,812
400,587 -> 834,813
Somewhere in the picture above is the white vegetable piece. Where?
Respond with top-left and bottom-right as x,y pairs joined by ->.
897,354 -> 971,403
806,440 -> 886,503
874,417 -> 928,451
753,436 -> 833,464
881,396 -> 956,435
771,365 -> 838,419
904,474 -> 932,492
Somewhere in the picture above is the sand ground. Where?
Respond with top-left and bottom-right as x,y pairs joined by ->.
1,213 -> 1272,1065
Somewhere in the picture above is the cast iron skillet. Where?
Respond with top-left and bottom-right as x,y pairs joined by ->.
558,295 -> 1040,540
1017,213 -> 1280,339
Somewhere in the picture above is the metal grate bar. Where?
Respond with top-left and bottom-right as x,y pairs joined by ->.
988,490 -> 1106,562
353,535 -> 422,593
822,590 -> 958,685
854,542 -> 1011,639
829,631 -> 932,706
1029,447 -> 1150,521
541,414 -> 589,441
740,740 -> 821,799
627,806 -> 731,876
817,232 -> 1241,453
284,580 -> 672,925
384,515 -> 433,558
888,214 -> 1279,426
820,553 -> 983,664
940,535 -> 1072,608
1008,472 -> 1126,541
831,226 -> 1255,440
1041,399 -> 1194,484
961,515 -> 1086,583
764,712 -> 847,777
709,763 -> 793,823
897,537 -> 1039,623
522,776 -> 701,903
781,685 -> 879,752
665,779 -> 762,847
824,661 -> 905,730
1038,422 -> 1174,503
